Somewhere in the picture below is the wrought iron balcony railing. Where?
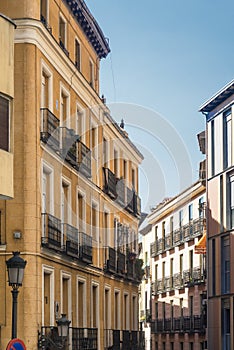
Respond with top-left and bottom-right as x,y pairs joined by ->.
71,327 -> 97,350
103,167 -> 117,199
40,108 -> 60,151
63,223 -> 79,258
104,246 -> 117,273
150,218 -> 205,256
151,315 -> 206,334
183,266 -> 205,287
38,326 -> 98,350
41,213 -> 62,251
79,232 -> 92,264
104,329 -> 145,350
41,215 -> 93,264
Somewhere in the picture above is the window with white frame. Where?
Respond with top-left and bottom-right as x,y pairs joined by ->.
61,178 -> 71,225
60,86 -> 70,127
89,59 -> 94,87
41,0 -> 49,27
42,163 -> 54,215
78,191 -> 85,232
91,282 -> 99,328
59,15 -> 67,51
123,293 -> 129,330
77,278 -> 87,327
223,109 -> 232,169
228,174 -> 234,229
42,266 -> 54,326
0,95 -> 10,152
114,289 -> 120,329
41,62 -> 53,109
75,39 -> 81,71
61,272 -> 71,322
104,287 -> 111,332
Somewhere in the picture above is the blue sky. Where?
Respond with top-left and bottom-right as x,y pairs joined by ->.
85,0 -> 234,211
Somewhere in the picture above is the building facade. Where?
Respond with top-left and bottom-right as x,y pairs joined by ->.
140,181 -> 207,350
0,1 -> 144,349
0,13 -> 15,200
199,80 -> 234,350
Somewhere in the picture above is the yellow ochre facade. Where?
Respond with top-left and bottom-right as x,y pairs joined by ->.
0,1 -> 144,349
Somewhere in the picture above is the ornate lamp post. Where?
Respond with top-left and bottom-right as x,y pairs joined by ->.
57,314 -> 71,349
6,251 -> 27,339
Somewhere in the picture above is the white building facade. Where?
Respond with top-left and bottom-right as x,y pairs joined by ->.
140,181 -> 207,350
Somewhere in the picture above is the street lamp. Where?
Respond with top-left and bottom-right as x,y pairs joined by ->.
6,251 -> 27,339
57,314 -> 71,348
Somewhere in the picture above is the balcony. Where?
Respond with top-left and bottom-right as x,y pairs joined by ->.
157,278 -> 165,293
39,327 -> 98,350
105,246 -> 117,273
164,276 -> 173,291
117,250 -> 126,275
41,213 -> 62,251
165,234 -> 173,250
41,215 -> 92,264
77,140 -> 91,178
63,223 -> 79,258
183,266 -> 205,287
173,272 -> 183,289
104,329 -> 145,350
40,108 -> 60,151
71,327 -> 97,350
40,108 -> 91,178
150,241 -> 157,258
116,178 -> 125,206
126,187 -> 134,214
103,167 -> 117,199
151,315 -> 206,334
173,228 -> 183,245
79,232 -> 92,264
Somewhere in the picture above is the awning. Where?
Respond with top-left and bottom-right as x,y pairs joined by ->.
195,233 -> 206,254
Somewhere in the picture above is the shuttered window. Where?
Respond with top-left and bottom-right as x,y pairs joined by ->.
0,95 -> 9,151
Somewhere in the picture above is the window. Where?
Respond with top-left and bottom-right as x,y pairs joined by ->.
228,174 -> 234,229
123,293 -> 129,329
0,95 -> 10,151
59,15 -> 66,50
91,283 -> 99,328
221,236 -> 230,294
89,59 -> 94,87
212,239 -> 216,295
103,138 -> 108,167
75,39 -> 81,71
222,298 -> 230,350
189,296 -> 193,317
155,225 -> 158,241
211,119 -> 215,176
42,266 -> 54,326
60,88 -> 70,127
114,290 -> 120,329
42,163 -> 54,215
78,192 -> 85,232
132,168 -> 135,189
114,149 -> 118,176
198,197 -> 204,218
61,180 -> 70,225
223,109 -> 232,169
104,288 -> 111,331
77,279 -> 86,327
41,0 -> 50,29
91,202 -> 98,242
220,175 -> 223,231
179,210 -> 183,226
189,204 -> 193,221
